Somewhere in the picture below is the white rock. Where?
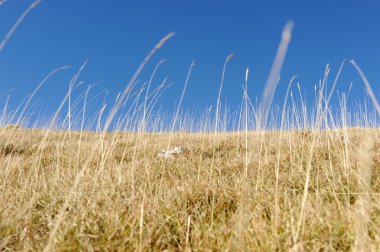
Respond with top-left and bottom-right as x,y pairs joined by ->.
158,146 -> 185,159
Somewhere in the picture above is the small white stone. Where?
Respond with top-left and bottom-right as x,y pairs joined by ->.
157,146 -> 185,159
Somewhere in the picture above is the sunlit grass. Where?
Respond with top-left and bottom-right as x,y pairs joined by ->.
1,2 -> 380,251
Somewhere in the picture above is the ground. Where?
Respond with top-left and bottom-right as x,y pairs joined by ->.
1,127 -> 380,251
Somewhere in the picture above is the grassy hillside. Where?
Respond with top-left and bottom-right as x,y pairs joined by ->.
1,126 -> 380,251
2,3 -> 380,251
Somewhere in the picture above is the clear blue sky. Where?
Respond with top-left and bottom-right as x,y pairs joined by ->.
0,0 -> 379,124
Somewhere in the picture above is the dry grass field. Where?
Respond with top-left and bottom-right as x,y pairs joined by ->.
2,2 -> 380,251
1,126 -> 380,251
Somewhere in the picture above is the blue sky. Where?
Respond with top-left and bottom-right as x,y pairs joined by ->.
0,0 -> 379,126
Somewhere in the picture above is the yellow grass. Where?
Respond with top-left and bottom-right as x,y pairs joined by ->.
2,3 -> 380,251
1,127 -> 380,251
